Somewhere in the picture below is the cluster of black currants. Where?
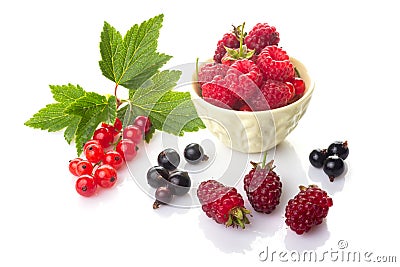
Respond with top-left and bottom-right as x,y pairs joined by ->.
309,141 -> 349,182
147,143 -> 208,209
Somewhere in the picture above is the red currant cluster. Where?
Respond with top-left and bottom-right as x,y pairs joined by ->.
68,116 -> 152,197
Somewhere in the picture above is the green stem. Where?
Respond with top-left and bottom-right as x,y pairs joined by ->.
261,151 -> 268,168
238,22 -> 245,56
195,57 -> 199,81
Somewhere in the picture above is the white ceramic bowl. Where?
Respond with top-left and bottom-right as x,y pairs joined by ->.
191,57 -> 315,153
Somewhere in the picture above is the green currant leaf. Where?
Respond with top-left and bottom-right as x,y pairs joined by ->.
99,14 -> 172,89
65,92 -> 117,155
124,70 -> 205,139
24,84 -> 85,144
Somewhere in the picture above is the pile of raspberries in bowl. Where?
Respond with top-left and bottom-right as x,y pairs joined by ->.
192,22 -> 314,153
196,22 -> 308,111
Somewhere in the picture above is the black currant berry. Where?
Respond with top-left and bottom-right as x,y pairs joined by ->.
184,143 -> 208,164
327,141 -> 349,160
146,166 -> 169,189
323,155 -> 345,182
309,149 -> 328,168
167,171 -> 191,196
157,148 -> 180,171
153,187 -> 173,209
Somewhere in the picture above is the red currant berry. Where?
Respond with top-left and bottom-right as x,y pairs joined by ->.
103,151 -> 124,170
83,139 -> 101,152
94,164 -> 118,188
69,158 -> 83,176
84,143 -> 104,163
134,116 -> 151,134
116,139 -> 137,161
101,118 -> 122,137
123,125 -> 143,143
93,127 -> 113,148
75,175 -> 97,197
113,118 -> 123,132
76,160 -> 94,176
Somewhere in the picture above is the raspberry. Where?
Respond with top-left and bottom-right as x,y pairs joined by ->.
213,33 -> 240,63
220,60 -> 262,102
257,46 -> 295,82
197,180 -> 251,228
244,158 -> 282,213
247,80 -> 294,111
239,103 -> 252,111
244,23 -> 280,54
285,185 -> 333,235
291,77 -> 306,96
197,63 -> 229,86
201,75 -> 240,109
229,59 -> 263,87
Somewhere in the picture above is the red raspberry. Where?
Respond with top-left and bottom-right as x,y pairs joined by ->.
247,80 -> 294,110
229,59 -> 263,87
291,77 -> 306,96
285,185 -> 333,235
197,180 -> 251,228
239,103 -> 252,111
222,59 -> 263,101
244,23 -> 280,54
213,33 -> 240,63
197,63 -> 229,86
201,75 -> 240,109
244,159 -> 282,214
257,46 -> 295,82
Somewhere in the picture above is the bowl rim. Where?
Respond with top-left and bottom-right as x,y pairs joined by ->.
191,56 -> 315,115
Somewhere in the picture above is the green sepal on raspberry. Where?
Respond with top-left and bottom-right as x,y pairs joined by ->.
250,151 -> 275,171
226,206 -> 252,229
223,46 -> 255,62
197,180 -> 252,229
221,23 -> 255,64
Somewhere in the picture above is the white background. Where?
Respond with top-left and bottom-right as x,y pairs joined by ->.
1,0 -> 399,266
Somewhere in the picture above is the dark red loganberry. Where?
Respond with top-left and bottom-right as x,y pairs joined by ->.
134,116 -> 151,134
76,160 -> 94,176
197,180 -> 251,228
75,175 -> 97,197
103,150 -> 124,170
243,161 -> 282,214
69,158 -> 83,176
84,143 -> 104,164
93,127 -> 113,148
116,139 -> 137,161
285,185 -> 333,235
94,164 -> 118,188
